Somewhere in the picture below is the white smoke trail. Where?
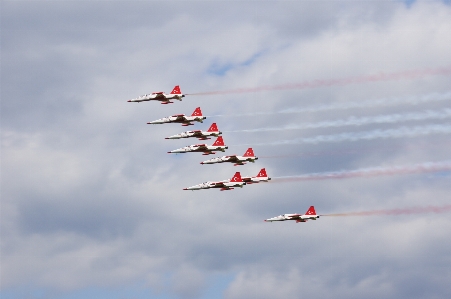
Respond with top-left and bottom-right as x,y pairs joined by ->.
233,124 -> 451,146
225,109 -> 451,133
206,91 -> 451,118
273,160 -> 451,182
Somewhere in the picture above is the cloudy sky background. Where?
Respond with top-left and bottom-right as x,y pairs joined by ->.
2,0 -> 451,298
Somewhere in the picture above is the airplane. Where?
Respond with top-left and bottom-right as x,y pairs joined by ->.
168,136 -> 228,155
264,206 -> 320,223
127,85 -> 185,104
147,107 -> 206,126
183,172 -> 245,191
200,148 -> 258,166
165,123 -> 222,140
242,168 -> 271,184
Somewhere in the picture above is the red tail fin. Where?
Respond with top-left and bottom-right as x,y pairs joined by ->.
230,172 -> 242,182
257,168 -> 267,177
212,136 -> 224,146
170,85 -> 181,94
305,206 -> 316,216
191,107 -> 202,116
207,123 -> 219,132
243,148 -> 254,157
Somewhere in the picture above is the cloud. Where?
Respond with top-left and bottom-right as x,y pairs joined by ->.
1,1 -> 451,299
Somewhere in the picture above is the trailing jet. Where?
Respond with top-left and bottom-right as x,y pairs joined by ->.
165,123 -> 222,140
264,206 -> 320,223
242,168 -> 271,184
168,136 -> 227,155
183,172 -> 245,191
147,107 -> 206,126
127,85 -> 185,104
200,148 -> 258,166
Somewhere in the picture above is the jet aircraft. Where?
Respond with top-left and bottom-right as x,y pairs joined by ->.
127,85 -> 185,104
168,136 -> 227,155
200,148 -> 258,166
183,172 -> 245,191
165,123 -> 222,140
242,168 -> 271,184
264,206 -> 320,223
147,107 -> 206,126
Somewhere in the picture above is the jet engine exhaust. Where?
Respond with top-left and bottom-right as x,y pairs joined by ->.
321,205 -> 451,217
273,160 -> 451,182
205,91 -> 451,118
187,66 -> 451,96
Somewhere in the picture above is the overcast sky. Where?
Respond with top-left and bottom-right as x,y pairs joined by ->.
1,1 -> 451,298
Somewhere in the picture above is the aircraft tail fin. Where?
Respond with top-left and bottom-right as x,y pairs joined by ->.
256,168 -> 267,177
207,123 -> 219,132
212,136 -> 225,146
305,206 -> 317,216
230,172 -> 243,182
243,148 -> 254,157
191,107 -> 203,116
170,85 -> 182,94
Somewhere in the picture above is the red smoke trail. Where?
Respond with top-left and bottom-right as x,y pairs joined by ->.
322,205 -> 451,217
187,66 -> 451,96
273,161 -> 451,182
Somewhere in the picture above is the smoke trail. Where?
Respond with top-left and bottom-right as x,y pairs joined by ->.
260,140 -> 451,159
233,124 -> 451,146
225,109 -> 451,133
273,160 -> 451,182
321,205 -> 451,217
189,66 -> 451,96
206,91 -> 451,118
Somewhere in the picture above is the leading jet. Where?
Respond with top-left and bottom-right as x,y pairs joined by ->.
183,172 -> 245,191
200,148 -> 258,166
242,168 -> 271,184
147,107 -> 206,126
165,123 -> 222,140
264,206 -> 320,223
127,85 -> 185,104
168,136 -> 227,155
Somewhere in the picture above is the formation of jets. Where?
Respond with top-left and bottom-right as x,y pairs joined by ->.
128,85 -> 319,224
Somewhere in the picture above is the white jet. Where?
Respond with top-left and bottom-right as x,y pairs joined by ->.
242,168 -> 271,184
265,206 -> 320,223
183,172 -> 245,191
147,107 -> 206,126
200,148 -> 258,166
168,136 -> 227,155
127,85 -> 185,104
165,123 -> 222,140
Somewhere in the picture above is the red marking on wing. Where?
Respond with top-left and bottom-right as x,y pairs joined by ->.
212,136 -> 225,146
170,85 -> 181,94
207,123 -> 219,132
243,148 -> 254,157
230,172 -> 243,182
257,168 -> 267,177
191,107 -> 203,116
305,206 -> 316,215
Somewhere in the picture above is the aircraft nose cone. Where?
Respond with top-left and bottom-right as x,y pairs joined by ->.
200,162 -> 204,164
183,188 -> 188,190
127,100 -> 131,102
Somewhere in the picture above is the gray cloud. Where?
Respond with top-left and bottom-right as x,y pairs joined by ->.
1,1 -> 451,299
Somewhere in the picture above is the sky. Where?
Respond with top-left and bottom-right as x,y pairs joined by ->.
1,0 -> 451,298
